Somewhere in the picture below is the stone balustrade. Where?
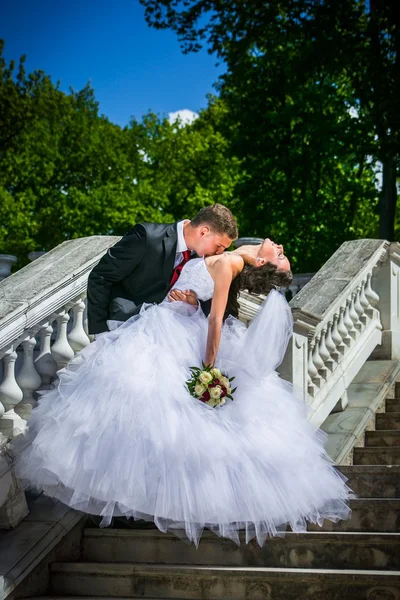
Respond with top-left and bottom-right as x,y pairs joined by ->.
0,236 -> 119,528
0,236 -> 120,435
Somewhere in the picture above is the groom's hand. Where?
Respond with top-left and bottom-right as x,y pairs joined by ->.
168,289 -> 198,306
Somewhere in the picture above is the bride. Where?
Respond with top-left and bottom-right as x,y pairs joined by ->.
13,239 -> 353,547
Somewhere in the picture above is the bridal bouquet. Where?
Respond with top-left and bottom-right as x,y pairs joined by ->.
186,363 -> 236,408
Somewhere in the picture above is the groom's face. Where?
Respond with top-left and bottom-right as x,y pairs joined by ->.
192,227 -> 232,257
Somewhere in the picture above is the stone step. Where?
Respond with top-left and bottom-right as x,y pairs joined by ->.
338,465 -> 400,497
376,412 -> 400,430
353,447 -> 400,465
87,498 -> 400,536
82,529 -> 400,570
386,398 -> 400,412
50,562 -> 400,600
307,499 -> 400,533
365,430 -> 400,447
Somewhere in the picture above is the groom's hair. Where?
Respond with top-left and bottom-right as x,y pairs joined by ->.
191,204 -> 238,240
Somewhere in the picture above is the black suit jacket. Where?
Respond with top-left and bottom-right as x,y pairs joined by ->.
87,222 -> 211,334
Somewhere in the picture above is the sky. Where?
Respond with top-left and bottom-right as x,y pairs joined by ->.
0,0 -> 224,126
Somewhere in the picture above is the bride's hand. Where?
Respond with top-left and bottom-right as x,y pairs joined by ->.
168,289 -> 199,306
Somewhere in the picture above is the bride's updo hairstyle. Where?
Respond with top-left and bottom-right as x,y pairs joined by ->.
225,262 -> 293,320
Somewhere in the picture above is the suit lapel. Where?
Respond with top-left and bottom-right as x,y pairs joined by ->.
162,223 -> 178,283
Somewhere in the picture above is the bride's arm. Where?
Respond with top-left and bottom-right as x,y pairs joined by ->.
204,260 -> 234,366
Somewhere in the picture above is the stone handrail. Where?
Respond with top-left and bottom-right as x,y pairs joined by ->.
0,236 -> 120,435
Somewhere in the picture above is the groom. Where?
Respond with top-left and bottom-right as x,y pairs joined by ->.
87,203 -> 238,335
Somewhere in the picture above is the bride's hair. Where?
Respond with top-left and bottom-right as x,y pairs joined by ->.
224,262 -> 293,320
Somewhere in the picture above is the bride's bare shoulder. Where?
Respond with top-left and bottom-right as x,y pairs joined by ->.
205,253 -> 243,277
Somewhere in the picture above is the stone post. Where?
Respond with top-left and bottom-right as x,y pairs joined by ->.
279,312 -> 317,403
371,242 -> 400,359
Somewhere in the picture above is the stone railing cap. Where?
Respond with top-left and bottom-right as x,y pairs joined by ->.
289,239 -> 389,321
0,236 -> 120,324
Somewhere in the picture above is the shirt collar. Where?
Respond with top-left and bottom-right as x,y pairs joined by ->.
176,220 -> 189,253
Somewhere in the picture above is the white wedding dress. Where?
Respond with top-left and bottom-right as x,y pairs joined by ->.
14,258 -> 352,546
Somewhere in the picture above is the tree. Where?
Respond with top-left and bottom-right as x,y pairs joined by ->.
0,45 -> 166,262
140,0 -> 399,249
0,41 -> 241,267
356,0 -> 399,239
126,105 -> 242,221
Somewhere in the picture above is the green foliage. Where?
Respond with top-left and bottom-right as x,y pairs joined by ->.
2,0 -> 399,273
0,41 -> 240,268
215,56 -> 380,271
140,0 -> 399,269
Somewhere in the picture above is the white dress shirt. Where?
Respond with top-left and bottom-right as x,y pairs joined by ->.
174,220 -> 190,267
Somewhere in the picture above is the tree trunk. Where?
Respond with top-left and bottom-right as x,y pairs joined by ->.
379,159 -> 398,240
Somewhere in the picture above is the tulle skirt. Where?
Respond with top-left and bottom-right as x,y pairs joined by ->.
13,293 -> 353,546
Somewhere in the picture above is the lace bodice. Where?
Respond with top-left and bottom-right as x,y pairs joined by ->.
169,258 -> 215,301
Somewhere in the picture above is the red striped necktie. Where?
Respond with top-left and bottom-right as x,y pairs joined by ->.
169,250 -> 191,289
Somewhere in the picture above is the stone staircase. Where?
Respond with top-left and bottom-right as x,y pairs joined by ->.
23,389 -> 400,600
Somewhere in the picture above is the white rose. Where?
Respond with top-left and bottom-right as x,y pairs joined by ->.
199,371 -> 213,385
194,383 -> 206,397
211,368 -> 222,378
210,386 -> 222,400
206,397 -> 218,408
218,398 -> 226,406
220,376 -> 230,388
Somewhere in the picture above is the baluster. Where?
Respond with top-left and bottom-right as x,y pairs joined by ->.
325,322 -> 338,368
336,310 -> 348,357
325,322 -> 336,354
312,335 -> 325,373
343,300 -> 356,342
354,286 -> 365,331
331,314 -> 343,351
0,350 -> 26,437
349,292 -> 361,333
359,280 -> 369,309
68,299 -> 90,352
363,272 -> 381,326
365,273 -> 380,308
51,309 -> 75,368
308,341 -> 319,379
359,280 -> 370,322
337,306 -> 348,342
318,329 -> 332,373
307,373 -> 316,397
35,322 -> 58,388
318,329 -> 330,361
15,336 -> 42,419
307,340 -> 320,394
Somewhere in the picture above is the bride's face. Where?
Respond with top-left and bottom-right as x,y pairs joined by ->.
257,238 -> 291,272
